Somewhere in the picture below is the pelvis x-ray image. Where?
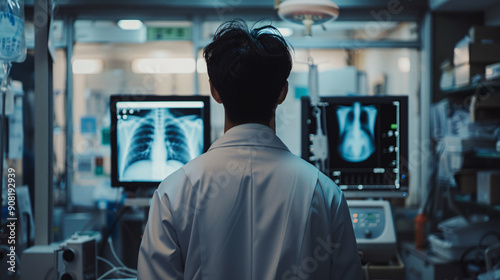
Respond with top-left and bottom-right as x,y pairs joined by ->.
336,102 -> 377,162
118,108 -> 203,182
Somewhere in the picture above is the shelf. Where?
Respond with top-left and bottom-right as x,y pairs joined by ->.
453,196 -> 500,218
430,0 -> 499,11
441,78 -> 500,96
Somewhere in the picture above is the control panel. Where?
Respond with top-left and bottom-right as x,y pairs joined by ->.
347,200 -> 397,262
351,207 -> 386,239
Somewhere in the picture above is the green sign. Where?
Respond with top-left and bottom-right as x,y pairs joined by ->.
147,27 -> 191,40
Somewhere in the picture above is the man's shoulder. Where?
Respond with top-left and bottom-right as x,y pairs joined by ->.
166,147 -> 334,188
278,151 -> 321,175
161,151 -> 215,189
157,167 -> 190,194
183,146 -> 320,176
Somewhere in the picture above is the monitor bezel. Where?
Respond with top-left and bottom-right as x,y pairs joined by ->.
110,94 -> 211,191
301,95 -> 409,198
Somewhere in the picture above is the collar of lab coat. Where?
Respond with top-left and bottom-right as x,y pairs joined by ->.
208,123 -> 290,152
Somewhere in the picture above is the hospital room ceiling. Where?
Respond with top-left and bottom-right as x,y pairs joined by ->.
23,0 -> 428,19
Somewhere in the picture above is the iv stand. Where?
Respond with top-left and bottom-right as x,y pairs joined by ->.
307,57 -> 329,173
0,61 -> 12,209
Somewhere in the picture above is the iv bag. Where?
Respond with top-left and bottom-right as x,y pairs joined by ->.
0,0 -> 26,63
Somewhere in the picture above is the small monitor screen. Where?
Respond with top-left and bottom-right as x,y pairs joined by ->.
301,96 -> 408,198
110,95 -> 210,190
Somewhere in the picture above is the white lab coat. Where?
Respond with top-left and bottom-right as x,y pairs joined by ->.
137,123 -> 362,280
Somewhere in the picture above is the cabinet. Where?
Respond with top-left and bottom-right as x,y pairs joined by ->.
401,242 -> 464,280
429,2 -> 500,200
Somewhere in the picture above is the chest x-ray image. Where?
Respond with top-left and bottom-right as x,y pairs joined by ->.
336,102 -> 377,162
117,108 -> 203,182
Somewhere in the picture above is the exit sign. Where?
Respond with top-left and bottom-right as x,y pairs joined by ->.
147,27 -> 191,40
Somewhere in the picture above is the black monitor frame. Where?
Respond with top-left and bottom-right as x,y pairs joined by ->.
301,95 -> 409,198
110,94 -> 211,191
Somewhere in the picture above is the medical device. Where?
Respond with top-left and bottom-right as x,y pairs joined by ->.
21,234 -> 98,280
301,95 -> 409,198
306,58 -> 330,172
110,95 -> 210,191
347,200 -> 397,262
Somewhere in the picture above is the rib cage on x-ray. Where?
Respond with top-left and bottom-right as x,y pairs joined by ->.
336,102 -> 377,163
119,108 -> 203,181
164,119 -> 192,165
124,117 -> 155,171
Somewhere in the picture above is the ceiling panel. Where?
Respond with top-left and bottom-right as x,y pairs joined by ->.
26,0 -> 426,10
430,0 -> 498,11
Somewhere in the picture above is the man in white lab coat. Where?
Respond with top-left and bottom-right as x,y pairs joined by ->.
137,20 -> 362,279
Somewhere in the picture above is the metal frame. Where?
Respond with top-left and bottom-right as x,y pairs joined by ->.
34,0 -> 54,245
192,15 -> 203,95
287,39 -> 420,49
416,12 -> 432,206
64,14 -> 75,211
195,38 -> 421,50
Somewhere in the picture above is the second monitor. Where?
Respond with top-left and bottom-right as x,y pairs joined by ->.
301,96 -> 409,198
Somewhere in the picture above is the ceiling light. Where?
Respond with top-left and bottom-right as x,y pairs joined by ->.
132,58 -> 195,74
118,20 -> 143,30
398,57 -> 411,73
197,58 -> 207,73
72,59 -> 103,74
277,0 -> 339,36
277,27 -> 294,37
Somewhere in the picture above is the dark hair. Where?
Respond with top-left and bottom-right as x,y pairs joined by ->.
204,19 -> 293,123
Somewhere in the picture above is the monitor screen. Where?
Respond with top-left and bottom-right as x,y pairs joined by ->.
110,95 -> 210,190
301,96 -> 408,198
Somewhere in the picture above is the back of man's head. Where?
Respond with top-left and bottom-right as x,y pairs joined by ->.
204,20 -> 293,124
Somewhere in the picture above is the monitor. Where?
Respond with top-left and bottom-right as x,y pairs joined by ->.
301,96 -> 408,198
110,95 -> 210,190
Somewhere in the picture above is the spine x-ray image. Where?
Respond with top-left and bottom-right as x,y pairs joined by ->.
336,102 -> 377,162
118,108 -> 203,182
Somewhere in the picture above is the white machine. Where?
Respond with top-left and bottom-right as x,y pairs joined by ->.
347,200 -> 398,262
21,233 -> 98,280
428,214 -> 500,261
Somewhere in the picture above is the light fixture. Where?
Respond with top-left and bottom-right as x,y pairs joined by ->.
72,59 -> 103,74
117,19 -> 143,30
398,57 -> 411,73
196,58 -> 208,73
277,27 -> 294,37
276,0 -> 339,36
131,58 -> 196,74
